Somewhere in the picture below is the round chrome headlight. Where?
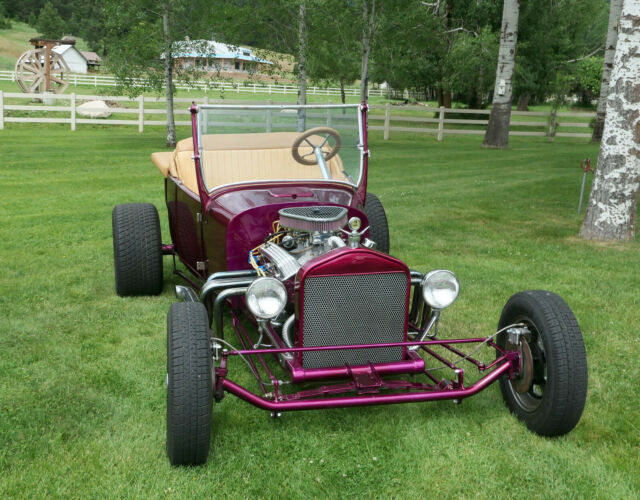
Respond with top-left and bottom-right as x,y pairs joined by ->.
421,270 -> 460,310
246,277 -> 287,319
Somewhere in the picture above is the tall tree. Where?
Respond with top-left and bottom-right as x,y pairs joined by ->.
35,1 -> 65,38
297,1 -> 308,130
483,0 -> 519,149
580,0 -> 640,241
359,0 -> 376,102
591,0 -> 622,143
104,0 -> 212,147
306,0 -> 360,103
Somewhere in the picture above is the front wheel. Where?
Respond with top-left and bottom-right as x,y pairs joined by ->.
497,290 -> 587,436
166,302 -> 213,466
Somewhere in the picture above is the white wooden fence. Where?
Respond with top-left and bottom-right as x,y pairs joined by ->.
0,70 -> 384,98
0,90 -> 594,140
369,103 -> 594,140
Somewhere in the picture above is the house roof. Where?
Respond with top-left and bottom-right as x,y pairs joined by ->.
169,40 -> 273,64
81,51 -> 102,64
52,44 -> 87,61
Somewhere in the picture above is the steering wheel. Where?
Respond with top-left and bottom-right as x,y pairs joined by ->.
291,127 -> 342,165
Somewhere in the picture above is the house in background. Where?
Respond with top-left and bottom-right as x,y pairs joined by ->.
80,51 -> 102,71
52,44 -> 88,74
170,40 -> 273,74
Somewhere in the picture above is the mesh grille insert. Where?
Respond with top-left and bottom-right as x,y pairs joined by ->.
302,272 -> 408,368
280,206 -> 347,221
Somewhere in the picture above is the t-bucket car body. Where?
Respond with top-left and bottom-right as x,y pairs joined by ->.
112,102 -> 588,466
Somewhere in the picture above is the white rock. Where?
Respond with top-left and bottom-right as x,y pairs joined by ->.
77,100 -> 112,118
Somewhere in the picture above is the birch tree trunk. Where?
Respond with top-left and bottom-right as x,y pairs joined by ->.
359,0 -> 376,103
296,1 -> 308,132
163,1 -> 176,147
580,1 -> 640,241
483,0 -> 519,149
591,0 -> 622,143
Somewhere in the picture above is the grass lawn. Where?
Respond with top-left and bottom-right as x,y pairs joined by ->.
0,123 -> 638,498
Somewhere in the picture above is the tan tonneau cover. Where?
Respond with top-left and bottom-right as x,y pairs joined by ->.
151,132 -> 346,193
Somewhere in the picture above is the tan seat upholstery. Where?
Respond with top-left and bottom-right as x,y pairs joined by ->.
151,152 -> 173,178
153,132 -> 346,194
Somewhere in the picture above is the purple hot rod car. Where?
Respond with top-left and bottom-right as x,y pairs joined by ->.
112,103 -> 587,466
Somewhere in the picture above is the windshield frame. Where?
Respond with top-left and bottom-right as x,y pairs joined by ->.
194,103 -> 366,194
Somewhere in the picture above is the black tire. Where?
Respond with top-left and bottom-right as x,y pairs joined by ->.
112,203 -> 163,296
364,192 -> 390,253
497,290 -> 587,436
166,302 -> 213,466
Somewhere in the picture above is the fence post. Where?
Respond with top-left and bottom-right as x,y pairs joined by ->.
74,74 -> 77,86
384,102 -> 391,140
203,96 -> 209,134
283,85 -> 287,94
266,99 -> 273,132
253,83 -> 256,93
437,106 -> 445,142
94,75 -> 97,87
547,109 -> 557,142
268,84 -> 272,95
0,90 -> 4,130
138,95 -> 144,133
70,92 -> 76,131
237,82 -> 240,93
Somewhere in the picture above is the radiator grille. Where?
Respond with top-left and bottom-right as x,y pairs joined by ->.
301,272 -> 408,368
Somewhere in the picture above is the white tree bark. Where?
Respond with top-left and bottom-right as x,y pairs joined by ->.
483,0 -> 519,149
360,0 -> 376,103
580,1 -> 640,241
163,1 -> 176,147
297,1 -> 308,132
592,0 -> 623,143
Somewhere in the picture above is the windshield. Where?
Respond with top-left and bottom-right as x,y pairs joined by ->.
196,104 -> 364,192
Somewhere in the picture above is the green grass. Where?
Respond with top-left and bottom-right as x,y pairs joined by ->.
0,124 -> 638,498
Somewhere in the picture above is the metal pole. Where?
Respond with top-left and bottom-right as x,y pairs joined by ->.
578,171 -> 587,213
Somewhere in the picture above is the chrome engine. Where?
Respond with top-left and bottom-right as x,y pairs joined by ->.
254,206 -> 371,279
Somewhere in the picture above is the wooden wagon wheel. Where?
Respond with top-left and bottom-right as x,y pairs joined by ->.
14,48 -> 70,94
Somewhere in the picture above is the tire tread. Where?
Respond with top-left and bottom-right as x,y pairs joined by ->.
166,302 -> 212,466
112,203 -> 163,296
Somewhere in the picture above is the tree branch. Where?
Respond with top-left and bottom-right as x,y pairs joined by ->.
444,27 -> 478,37
566,45 -> 604,63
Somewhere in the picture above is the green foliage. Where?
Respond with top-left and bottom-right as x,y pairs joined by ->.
306,0 -> 360,89
371,2 -> 443,91
515,0 -> 608,104
443,27 -> 498,100
102,0 -> 217,96
0,0 -> 11,29
35,1 -> 65,38
574,56 -> 603,96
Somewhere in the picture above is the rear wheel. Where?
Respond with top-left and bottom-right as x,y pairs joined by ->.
166,302 -> 213,466
364,193 -> 390,253
112,203 -> 163,296
497,290 -> 587,436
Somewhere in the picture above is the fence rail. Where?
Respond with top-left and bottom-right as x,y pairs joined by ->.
368,103 -> 594,140
0,90 -> 595,140
0,70 -> 384,97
